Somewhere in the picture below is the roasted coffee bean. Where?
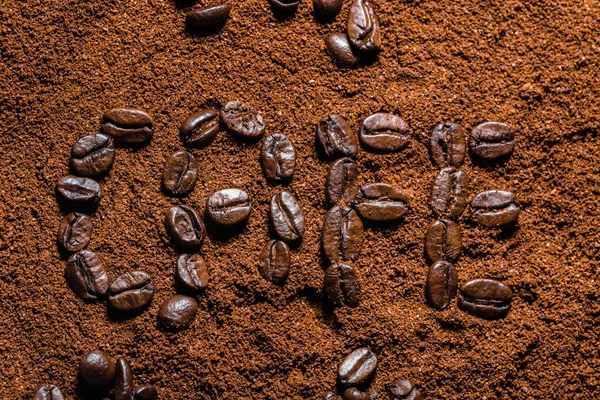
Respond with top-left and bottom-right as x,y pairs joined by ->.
102,108 -> 153,145
65,250 -> 109,301
324,392 -> 340,400
56,175 -> 101,207
206,188 -> 252,225
33,385 -> 64,400
324,33 -> 360,68
268,0 -> 300,15
430,168 -> 468,219
359,113 -> 409,153
425,261 -> 458,310
324,263 -> 360,307
186,4 -> 231,30
164,205 -> 206,250
133,385 -> 159,400
314,0 -> 343,19
115,357 -> 133,400
259,240 -> 291,284
338,347 -> 377,386
79,350 -> 115,389
157,295 -> 198,331
458,278 -> 513,319
179,109 -> 220,148
389,378 -> 422,400
347,0 -> 381,54
270,192 -> 305,242
469,122 -> 515,161
322,206 -> 363,263
424,219 -> 462,263
430,123 -> 466,168
471,190 -> 520,227
70,134 -> 115,177
343,387 -> 370,400
316,114 -> 358,159
176,253 -> 209,292
108,271 -> 155,311
161,151 -> 198,197
326,157 -> 359,206
220,100 -> 265,139
261,134 -> 296,182
354,183 -> 409,222
57,212 -> 93,253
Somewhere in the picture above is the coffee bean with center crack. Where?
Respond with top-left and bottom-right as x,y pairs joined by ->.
56,175 -> 101,208
314,0 -> 343,20
430,168 -> 468,220
58,212 -> 93,253
102,108 -> 153,145
316,114 -> 358,159
389,378 -> 422,400
458,278 -> 513,319
430,123 -> 466,168
324,33 -> 361,68
359,113 -> 409,153
108,271 -> 155,311
176,254 -> 209,293
185,4 -> 231,30
347,0 -> 381,54
79,350 -> 115,389
270,192 -> 305,242
65,250 -> 109,301
220,100 -> 265,139
354,183 -> 409,222
424,219 -> 462,263
70,134 -> 115,177
33,385 -> 64,400
261,133 -> 296,182
161,151 -> 198,197
324,263 -> 360,307
326,157 -> 359,206
157,295 -> 198,331
322,206 -> 364,264
425,260 -> 458,310
469,122 -> 515,161
206,188 -> 252,226
259,240 -> 291,284
115,357 -> 133,400
133,385 -> 159,400
338,347 -> 377,386
179,109 -> 220,148
343,387 -> 371,400
164,205 -> 206,250
471,190 -> 520,227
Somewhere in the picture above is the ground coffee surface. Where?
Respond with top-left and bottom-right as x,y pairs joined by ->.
0,0 -> 599,398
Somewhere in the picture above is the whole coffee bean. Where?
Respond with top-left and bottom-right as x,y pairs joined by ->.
430,168 -> 468,219
261,134 -> 296,182
157,294 -> 198,331
133,385 -> 159,400
430,123 -> 466,168
424,219 -> 462,263
186,4 -> 231,30
164,205 -> 206,250
220,100 -> 265,139
176,253 -> 209,292
316,114 -> 358,159
115,357 -> 133,400
70,134 -> 115,177
471,190 -> 520,227
354,183 -> 409,222
338,347 -> 377,386
179,109 -> 220,148
102,108 -> 153,145
469,122 -> 515,161
108,271 -> 155,311
343,387 -> 370,400
65,250 -> 109,301
359,113 -> 409,153
389,378 -> 422,400
458,278 -> 513,319
268,0 -> 300,15
79,350 -> 115,389
259,240 -> 291,284
324,263 -> 360,307
206,188 -> 252,225
347,0 -> 381,54
314,0 -> 343,19
324,33 -> 360,68
57,212 -> 93,253
270,192 -> 305,242
56,175 -> 101,207
425,261 -> 458,310
326,157 -> 359,206
33,385 -> 64,400
161,151 -> 198,197
322,206 -> 363,263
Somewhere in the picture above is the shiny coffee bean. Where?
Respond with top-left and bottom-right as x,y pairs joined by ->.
471,190 -> 520,227
430,123 -> 466,168
133,385 -> 159,400
33,385 -> 64,400
102,108 -> 153,145
115,357 -> 133,400
57,212 -> 93,253
268,0 -> 300,15
108,271 -> 155,311
261,134 -> 296,182
324,33 -> 360,68
354,183 -> 409,222
79,350 -> 115,389
176,254 -> 209,293
326,157 -> 359,206
424,219 -> 462,263
157,295 -> 198,331
324,263 -> 360,307
56,175 -> 101,207
324,392 -> 340,400
469,122 -> 515,161
65,250 -> 109,301
430,168 -> 468,219
316,114 -> 358,159
322,206 -> 363,263
347,0 -> 381,54
389,378 -> 422,400
164,205 -> 206,250
343,387 -> 370,400
270,192 -> 305,242
458,278 -> 513,319
425,261 -> 458,310
220,100 -> 265,139
161,151 -> 198,197
180,109 -> 220,148
70,134 -> 115,177
206,188 -> 252,225
338,347 -> 377,386
314,0 -> 343,19
359,113 -> 409,153
259,240 -> 291,284
186,4 -> 231,30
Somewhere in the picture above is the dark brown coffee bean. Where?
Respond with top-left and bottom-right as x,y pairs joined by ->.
324,263 -> 360,307
314,0 -> 343,19
324,392 -> 340,400
176,253 -> 209,292
65,250 -> 109,301
179,109 -> 220,148
261,134 -> 296,182
389,378 -> 422,400
430,123 -> 466,168
158,295 -> 198,331
56,175 -> 101,207
324,33 -> 360,68
164,205 -> 206,250
34,385 -> 64,400
58,213 -> 93,253
259,240 -> 291,284
270,192 -> 305,242
338,347 -> 377,386
316,114 -> 358,159
102,108 -> 153,145
430,168 -> 468,219
206,188 -> 252,225
425,260 -> 458,310
424,219 -> 461,263
115,357 -> 133,400
70,134 -> 115,177
343,387 -> 370,400
347,0 -> 381,54
471,190 -> 520,227
322,206 -> 363,263
108,271 -> 155,311
268,0 -> 300,14
161,151 -> 198,197
133,385 -> 159,400
354,183 -> 409,222
359,113 -> 409,153
79,350 -> 115,389
220,100 -> 265,139
326,157 -> 359,206
469,122 -> 515,161
186,4 -> 231,30
458,278 -> 513,319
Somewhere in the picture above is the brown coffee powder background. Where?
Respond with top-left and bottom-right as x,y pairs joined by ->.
0,0 -> 599,398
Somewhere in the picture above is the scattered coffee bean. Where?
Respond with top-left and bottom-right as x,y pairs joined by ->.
316,114 -> 358,159
133,385 -> 159,400
425,260 -> 458,310
270,191 -> 305,242
33,385 -> 64,400
102,108 -> 153,145
179,109 -> 220,148
176,253 -> 209,292
161,151 -> 198,197
324,33 -> 360,68
424,219 -> 462,263
354,183 -> 409,222
220,100 -> 265,139
359,113 -> 409,153
430,123 -> 466,168
458,278 -> 513,319
343,387 -> 370,400
65,250 -> 109,301
108,271 -> 155,312
268,0 -> 300,15
314,0 -> 343,20
157,294 -> 198,331
324,263 -> 360,307
115,357 -> 133,400
79,350 -> 115,389
430,167 -> 468,219
56,175 -> 101,207
206,188 -> 252,225
261,133 -> 296,182
469,122 -> 515,161
259,240 -> 291,284
186,4 -> 231,30
70,134 -> 115,177
324,392 -> 340,400
347,0 -> 381,54
326,157 -> 359,206
389,378 -> 422,400
322,206 -> 363,263
57,212 -> 93,253
338,347 -> 377,386
471,190 -> 520,227
164,205 -> 206,250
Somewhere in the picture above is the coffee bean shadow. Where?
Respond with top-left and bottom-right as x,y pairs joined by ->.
468,151 -> 513,169
360,217 -> 406,230
74,379 -> 111,400
56,197 -> 100,215
204,216 -> 249,242
314,12 -> 337,25
173,0 -> 196,9
358,52 -> 379,68
113,140 -> 153,152
270,7 -> 298,21
464,218 -> 520,240
266,222 -> 302,251
107,305 -> 149,322
174,279 -> 205,298
185,22 -> 227,37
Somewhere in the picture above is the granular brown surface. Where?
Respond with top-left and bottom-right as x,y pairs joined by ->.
0,0 -> 599,398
